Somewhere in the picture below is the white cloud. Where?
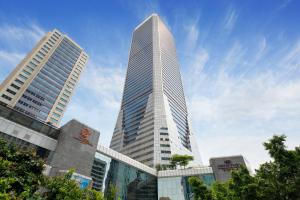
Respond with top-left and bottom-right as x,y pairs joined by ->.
79,60 -> 125,109
190,48 -> 209,74
184,17 -> 200,51
0,50 -> 25,65
223,7 -> 238,32
0,22 -> 45,51
279,40 -> 300,76
252,37 -> 267,63
0,21 -> 45,81
185,38 -> 300,169
279,0 -> 293,9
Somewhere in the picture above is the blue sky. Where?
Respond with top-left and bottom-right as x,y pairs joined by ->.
0,0 -> 300,169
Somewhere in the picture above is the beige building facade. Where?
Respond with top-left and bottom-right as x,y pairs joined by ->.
0,29 -> 88,127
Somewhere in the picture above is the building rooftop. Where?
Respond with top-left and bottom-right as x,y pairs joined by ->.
0,103 -> 59,139
96,145 -> 157,176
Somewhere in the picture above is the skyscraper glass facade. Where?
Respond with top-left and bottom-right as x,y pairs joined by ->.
159,21 -> 191,150
121,18 -> 154,145
110,14 -> 201,167
91,152 -> 157,200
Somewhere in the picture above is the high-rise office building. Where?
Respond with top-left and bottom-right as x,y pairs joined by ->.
0,29 -> 88,127
110,14 -> 201,167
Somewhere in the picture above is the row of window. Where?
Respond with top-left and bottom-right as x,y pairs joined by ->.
10,43 -> 48,101
160,132 -> 168,136
6,89 -> 16,95
14,106 -> 36,118
2,94 -> 12,101
131,150 -> 153,160
27,89 -> 45,101
18,100 -> 40,113
22,94 -> 42,106
50,117 -> 58,124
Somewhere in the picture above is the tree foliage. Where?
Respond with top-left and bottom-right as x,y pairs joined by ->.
188,135 -> 300,200
188,176 -> 212,200
156,154 -> 194,171
105,184 -> 120,200
42,169 -> 104,200
170,154 -> 194,169
0,139 -> 106,200
0,139 -> 44,199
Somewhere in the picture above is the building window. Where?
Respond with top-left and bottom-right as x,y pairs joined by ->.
60,98 -> 67,103
19,74 -> 28,81
161,157 -> 170,160
58,102 -> 66,108
25,65 -> 34,72
10,84 -> 20,90
1,94 -> 12,101
50,117 -> 58,123
22,70 -> 31,76
52,112 -> 60,118
64,89 -> 71,95
28,61 -> 37,68
68,81 -> 75,87
6,89 -> 16,95
43,45 -> 50,51
55,107 -> 63,113
160,144 -> 170,147
160,132 -> 168,135
62,93 -> 69,99
36,54 -> 43,60
32,58 -> 40,64
161,150 -> 171,154
14,79 -> 24,85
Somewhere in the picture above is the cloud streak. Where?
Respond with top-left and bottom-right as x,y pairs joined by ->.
0,22 -> 45,51
0,20 -> 45,80
223,7 -> 238,32
184,32 -> 300,169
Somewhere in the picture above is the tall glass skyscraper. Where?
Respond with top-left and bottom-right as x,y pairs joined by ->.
0,29 -> 88,127
110,14 -> 201,168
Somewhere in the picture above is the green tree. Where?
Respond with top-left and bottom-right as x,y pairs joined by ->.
0,139 -> 105,200
170,154 -> 194,169
211,182 -> 229,200
256,135 -> 300,200
0,139 -> 44,199
188,176 -> 212,200
227,166 -> 260,200
188,135 -> 300,200
105,183 -> 119,200
42,169 -> 104,200
155,164 -> 162,171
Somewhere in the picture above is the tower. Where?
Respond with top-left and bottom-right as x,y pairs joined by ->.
0,29 -> 88,127
110,14 -> 201,167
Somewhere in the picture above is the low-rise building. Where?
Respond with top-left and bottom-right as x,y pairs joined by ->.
0,103 -> 250,200
209,155 -> 251,182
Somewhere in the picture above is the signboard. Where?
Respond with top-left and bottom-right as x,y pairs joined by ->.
217,160 -> 240,172
74,127 -> 92,146
72,173 -> 93,189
